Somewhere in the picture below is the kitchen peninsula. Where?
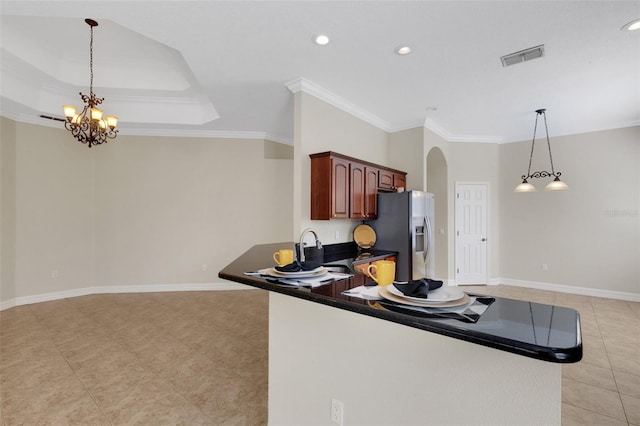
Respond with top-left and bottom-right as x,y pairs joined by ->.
219,242 -> 582,425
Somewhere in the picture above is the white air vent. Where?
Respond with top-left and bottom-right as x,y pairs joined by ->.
501,45 -> 545,67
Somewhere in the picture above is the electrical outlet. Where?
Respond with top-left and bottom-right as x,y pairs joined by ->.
202,264 -> 208,272
541,263 -> 548,272
331,398 -> 343,425
51,269 -> 59,279
335,231 -> 340,240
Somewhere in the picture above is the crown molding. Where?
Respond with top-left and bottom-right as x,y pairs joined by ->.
121,128 -> 269,139
0,109 -> 293,144
285,78 -> 512,142
264,133 -> 293,145
423,117 -> 504,143
110,128 -> 292,144
2,110 -> 64,129
387,119 -> 426,133
285,77 -> 392,132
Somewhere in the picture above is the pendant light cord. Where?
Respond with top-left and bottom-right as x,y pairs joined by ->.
89,24 -> 94,97
526,112 -> 540,177
542,111 -> 556,175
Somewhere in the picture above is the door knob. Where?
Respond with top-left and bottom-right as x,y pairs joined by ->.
481,238 -> 487,242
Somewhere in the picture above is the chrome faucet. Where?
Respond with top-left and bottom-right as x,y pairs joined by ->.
298,228 -> 322,262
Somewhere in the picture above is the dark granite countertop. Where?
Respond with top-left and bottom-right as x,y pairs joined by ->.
219,242 -> 582,363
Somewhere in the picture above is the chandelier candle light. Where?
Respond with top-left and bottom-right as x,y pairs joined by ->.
63,18 -> 118,148
514,109 -> 568,192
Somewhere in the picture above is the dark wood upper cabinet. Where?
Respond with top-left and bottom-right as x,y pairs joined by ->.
378,169 -> 406,191
310,153 -> 349,220
332,157 -> 350,219
350,162 -> 366,219
310,152 -> 406,220
393,173 -> 406,191
378,169 -> 394,190
364,167 -> 378,219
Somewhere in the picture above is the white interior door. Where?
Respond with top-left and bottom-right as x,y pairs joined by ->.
455,183 -> 488,285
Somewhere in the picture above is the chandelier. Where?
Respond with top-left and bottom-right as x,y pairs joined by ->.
63,19 -> 118,148
514,109 -> 568,192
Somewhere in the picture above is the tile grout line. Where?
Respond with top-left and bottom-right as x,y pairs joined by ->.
26,299 -> 114,425
562,401 -> 631,425
592,300 -> 633,425
102,296 -> 219,424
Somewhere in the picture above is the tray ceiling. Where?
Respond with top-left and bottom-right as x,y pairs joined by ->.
1,1 -> 638,144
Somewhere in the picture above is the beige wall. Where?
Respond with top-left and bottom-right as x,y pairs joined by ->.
448,142 -> 501,282
93,135 -> 293,287
422,128 -> 455,279
13,122 -> 95,300
270,292 -> 561,425
2,114 -> 638,302
426,146 -> 448,280
389,127 -> 424,191
294,92 -> 390,244
1,118 -> 17,303
0,118 -> 293,304
500,126 -> 639,295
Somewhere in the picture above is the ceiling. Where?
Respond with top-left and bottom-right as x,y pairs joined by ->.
1,1 -> 639,144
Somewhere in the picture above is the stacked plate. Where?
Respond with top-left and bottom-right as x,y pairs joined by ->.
265,266 -> 328,279
378,284 -> 470,307
353,224 -> 376,249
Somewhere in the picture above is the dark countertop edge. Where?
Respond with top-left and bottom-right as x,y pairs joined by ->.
218,271 -> 582,364
350,251 -> 397,264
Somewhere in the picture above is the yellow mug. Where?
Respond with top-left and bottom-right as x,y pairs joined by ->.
273,249 -> 294,266
367,260 -> 396,286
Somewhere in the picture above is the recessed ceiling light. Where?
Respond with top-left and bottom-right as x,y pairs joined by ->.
314,35 -> 330,45
621,18 -> 640,31
395,46 -> 411,55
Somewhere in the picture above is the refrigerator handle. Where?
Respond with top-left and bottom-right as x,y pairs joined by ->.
424,217 -> 431,263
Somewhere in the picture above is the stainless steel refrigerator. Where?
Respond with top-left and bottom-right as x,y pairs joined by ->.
366,191 -> 434,282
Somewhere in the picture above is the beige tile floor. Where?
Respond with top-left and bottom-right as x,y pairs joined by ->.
0,290 -> 269,425
465,285 -> 640,426
0,285 -> 638,425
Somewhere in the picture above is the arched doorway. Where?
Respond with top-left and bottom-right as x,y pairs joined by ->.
426,147 -> 448,281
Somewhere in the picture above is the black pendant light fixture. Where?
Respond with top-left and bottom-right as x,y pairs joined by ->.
514,109 -> 568,192
62,18 -> 118,148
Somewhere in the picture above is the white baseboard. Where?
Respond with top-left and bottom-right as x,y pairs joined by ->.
449,278 -> 500,287
445,277 -> 638,302
500,277 -> 640,302
0,282 -> 253,311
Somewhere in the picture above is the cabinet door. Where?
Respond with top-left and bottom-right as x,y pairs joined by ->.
350,162 -> 366,219
331,157 -> 350,219
378,169 -> 394,190
394,173 -> 406,191
364,167 -> 378,219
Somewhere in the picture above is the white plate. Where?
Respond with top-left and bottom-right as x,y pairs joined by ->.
266,267 -> 328,278
378,286 -> 471,308
273,266 -> 324,275
388,285 -> 465,303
